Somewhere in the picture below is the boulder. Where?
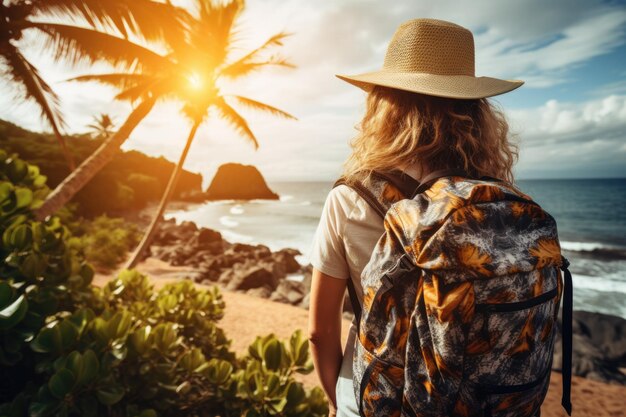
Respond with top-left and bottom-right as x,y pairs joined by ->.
246,286 -> 273,298
553,310 -> 626,385
270,280 -> 306,305
273,248 -> 302,274
195,228 -> 222,246
205,163 -> 279,200
225,266 -> 278,291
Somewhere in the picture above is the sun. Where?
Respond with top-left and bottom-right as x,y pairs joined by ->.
187,72 -> 204,90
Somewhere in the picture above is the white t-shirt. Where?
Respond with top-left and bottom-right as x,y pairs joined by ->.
308,183 -> 384,417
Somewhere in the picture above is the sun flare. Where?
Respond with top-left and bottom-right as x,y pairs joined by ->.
187,72 -> 204,90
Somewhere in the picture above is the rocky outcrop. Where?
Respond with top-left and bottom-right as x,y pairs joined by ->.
554,310 -> 626,385
150,218 -> 309,309
205,163 -> 279,200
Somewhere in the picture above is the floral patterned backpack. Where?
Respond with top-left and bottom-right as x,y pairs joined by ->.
334,169 -> 573,417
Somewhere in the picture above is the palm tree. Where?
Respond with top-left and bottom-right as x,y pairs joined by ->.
121,0 -> 296,268
0,0 -> 187,171
117,0 -> 295,268
34,0 -> 295,262
87,113 -> 115,139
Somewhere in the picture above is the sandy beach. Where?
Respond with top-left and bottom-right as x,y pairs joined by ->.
94,258 -> 626,417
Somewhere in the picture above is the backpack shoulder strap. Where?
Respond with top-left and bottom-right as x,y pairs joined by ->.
333,169 -> 420,219
333,175 -> 387,219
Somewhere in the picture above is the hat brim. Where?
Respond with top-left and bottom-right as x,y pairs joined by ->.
335,70 -> 523,99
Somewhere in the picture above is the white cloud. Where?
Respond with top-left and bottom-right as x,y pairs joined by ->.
511,94 -> 626,178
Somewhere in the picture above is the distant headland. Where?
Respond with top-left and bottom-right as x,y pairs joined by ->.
205,163 -> 279,201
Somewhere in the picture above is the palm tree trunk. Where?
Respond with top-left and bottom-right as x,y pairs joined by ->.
34,99 -> 156,221
125,121 -> 201,269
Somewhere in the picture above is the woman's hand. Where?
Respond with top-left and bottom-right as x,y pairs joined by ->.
308,268 -> 348,416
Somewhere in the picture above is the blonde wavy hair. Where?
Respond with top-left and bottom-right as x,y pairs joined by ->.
343,86 -> 518,183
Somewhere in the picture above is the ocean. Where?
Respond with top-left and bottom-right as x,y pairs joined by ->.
165,179 -> 626,319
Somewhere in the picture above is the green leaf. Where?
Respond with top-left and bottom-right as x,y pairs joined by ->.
0,294 -> 27,330
58,320 -> 79,350
48,368 -> 76,399
7,158 -> 27,182
19,253 -> 47,279
96,384 -> 125,406
31,325 -> 62,354
10,224 -> 32,249
0,282 -> 11,306
80,350 -> 99,385
79,264 -> 94,285
262,339 -> 283,371
15,187 -> 33,209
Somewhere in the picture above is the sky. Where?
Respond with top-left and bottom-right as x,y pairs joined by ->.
1,0 -> 626,184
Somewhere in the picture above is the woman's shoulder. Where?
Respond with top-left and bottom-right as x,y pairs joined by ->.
325,184 -> 381,223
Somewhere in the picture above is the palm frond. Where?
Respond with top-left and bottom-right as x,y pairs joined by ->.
27,21 -> 170,71
215,97 -> 259,149
115,77 -> 174,103
220,32 -> 293,78
2,44 -> 74,169
30,0 -> 190,45
192,0 -> 243,65
227,95 -> 296,120
67,73 -> 150,90
220,55 -> 294,79
114,82 -> 155,103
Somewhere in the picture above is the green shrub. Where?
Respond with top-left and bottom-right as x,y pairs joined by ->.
0,150 -> 328,416
0,149 -> 96,400
69,216 -> 140,270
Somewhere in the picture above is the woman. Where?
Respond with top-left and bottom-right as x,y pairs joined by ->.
307,19 -> 523,417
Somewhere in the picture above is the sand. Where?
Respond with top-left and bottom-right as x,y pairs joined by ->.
94,258 -> 626,417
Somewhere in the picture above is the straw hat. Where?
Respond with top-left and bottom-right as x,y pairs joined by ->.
336,18 -> 523,99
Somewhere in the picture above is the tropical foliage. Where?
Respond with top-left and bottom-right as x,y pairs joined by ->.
0,152 -> 327,416
69,215 -> 140,270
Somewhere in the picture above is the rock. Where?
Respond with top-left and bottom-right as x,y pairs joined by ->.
195,228 -> 222,246
231,243 -> 257,252
299,292 -> 310,309
273,248 -> 302,274
205,163 -> 279,200
270,280 -> 306,305
246,286 -> 273,298
226,266 -> 278,291
554,310 -> 626,385
178,220 -> 198,235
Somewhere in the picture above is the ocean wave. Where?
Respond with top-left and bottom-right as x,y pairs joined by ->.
300,200 -> 312,206
280,195 -> 294,202
561,241 -> 626,261
572,273 -> 626,294
220,230 -> 254,244
230,205 -> 244,215
219,216 -> 239,228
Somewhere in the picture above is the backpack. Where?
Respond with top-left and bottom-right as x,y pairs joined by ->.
333,169 -> 573,417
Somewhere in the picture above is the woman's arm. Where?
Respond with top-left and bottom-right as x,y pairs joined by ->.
308,267 -> 348,416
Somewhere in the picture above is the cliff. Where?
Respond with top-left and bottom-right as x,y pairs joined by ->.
205,163 -> 279,200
